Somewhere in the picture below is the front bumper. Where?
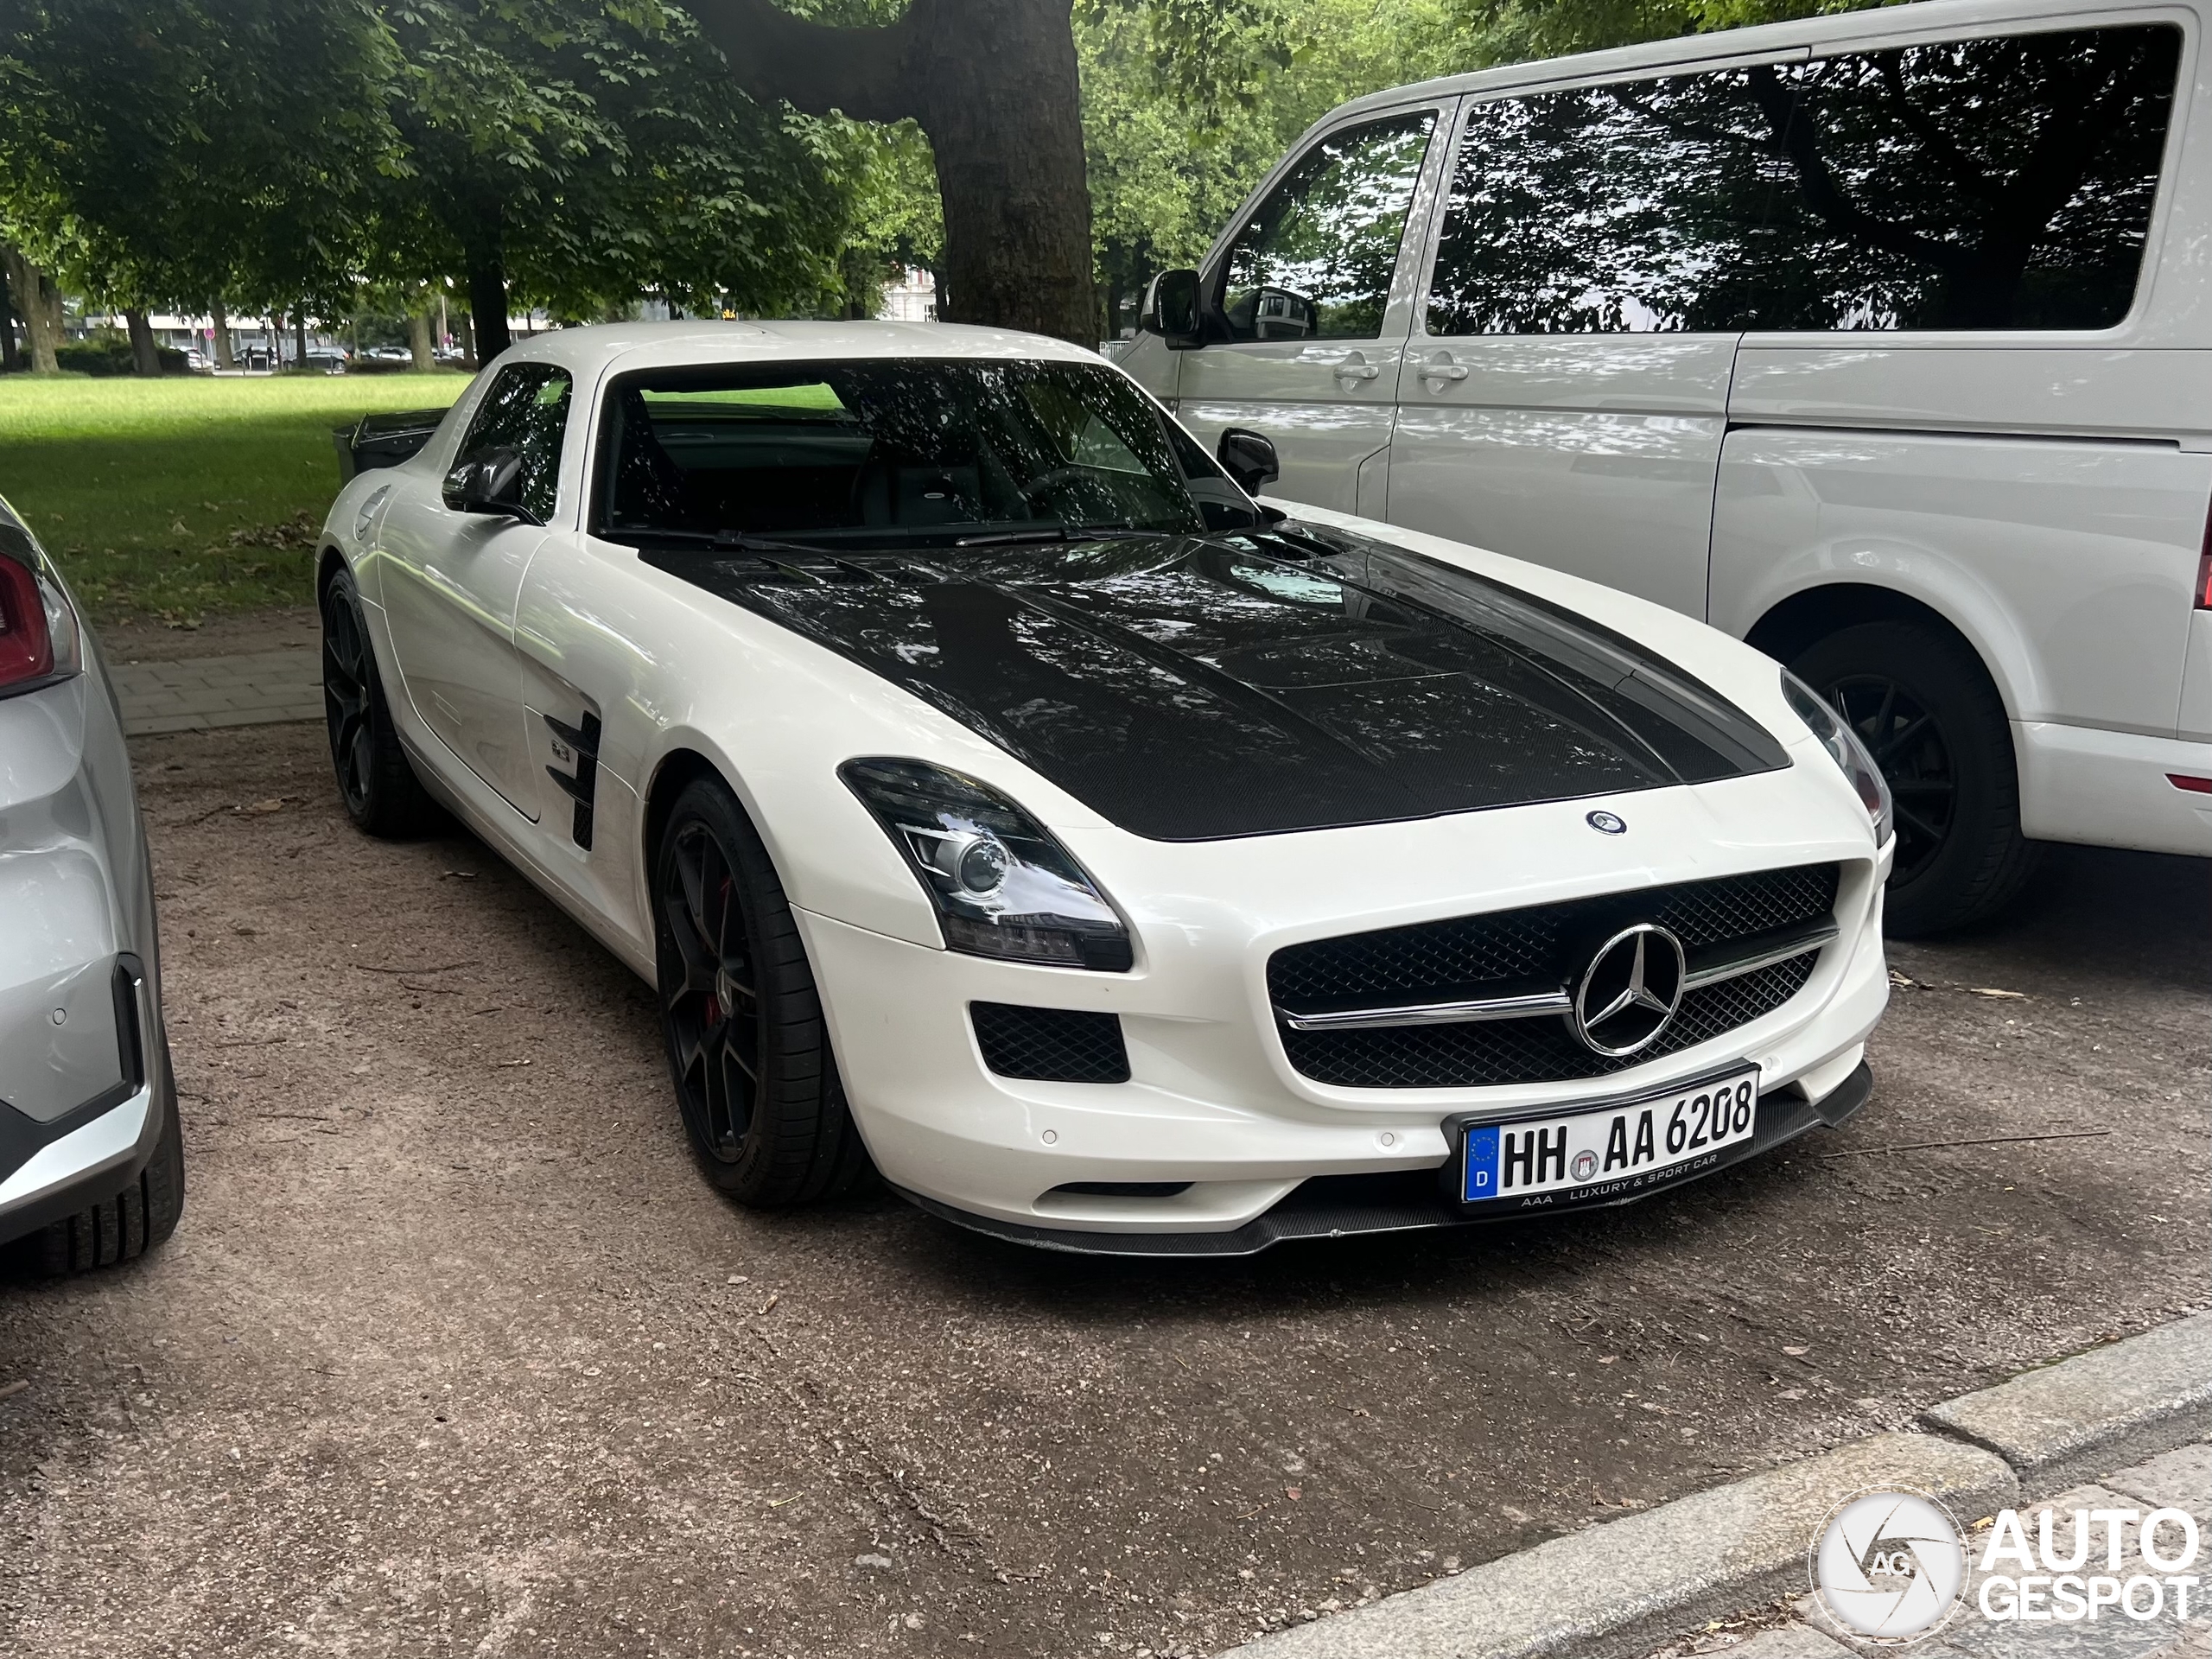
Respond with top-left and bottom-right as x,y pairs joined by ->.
797,820 -> 1892,1243
899,1060 -> 1873,1256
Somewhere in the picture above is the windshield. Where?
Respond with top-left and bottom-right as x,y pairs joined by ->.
593,358 -> 1258,546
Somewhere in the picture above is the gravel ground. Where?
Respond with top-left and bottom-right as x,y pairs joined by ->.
1,721 -> 2204,1659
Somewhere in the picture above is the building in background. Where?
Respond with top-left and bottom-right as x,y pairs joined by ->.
878,268 -> 937,322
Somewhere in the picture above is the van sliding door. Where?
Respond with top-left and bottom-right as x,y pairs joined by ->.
1385,60 -> 1822,615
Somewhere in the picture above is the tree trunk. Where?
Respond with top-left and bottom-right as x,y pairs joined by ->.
467,221 -> 511,363
407,308 -> 434,372
125,308 -> 162,376
457,307 -> 475,365
210,299 -> 234,370
0,260 -> 21,372
690,0 -> 1096,346
2,245 -> 62,372
295,310 -> 308,367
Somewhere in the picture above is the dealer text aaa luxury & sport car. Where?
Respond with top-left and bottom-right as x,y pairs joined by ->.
315,321 -> 1893,1255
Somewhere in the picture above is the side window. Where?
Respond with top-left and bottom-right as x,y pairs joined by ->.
1219,112 -> 1437,342
1425,23 -> 2180,337
458,364 -> 574,520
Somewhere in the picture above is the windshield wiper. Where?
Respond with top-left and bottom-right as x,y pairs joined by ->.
601,524 -> 829,557
953,522 -> 1173,548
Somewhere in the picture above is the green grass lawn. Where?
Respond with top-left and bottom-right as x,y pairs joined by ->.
0,372 -> 469,624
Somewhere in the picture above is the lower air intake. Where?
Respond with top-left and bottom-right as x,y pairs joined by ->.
971,1002 -> 1131,1084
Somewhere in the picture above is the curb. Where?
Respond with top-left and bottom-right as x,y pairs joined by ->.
1217,1311 -> 2212,1659
1920,1309 -> 2212,1499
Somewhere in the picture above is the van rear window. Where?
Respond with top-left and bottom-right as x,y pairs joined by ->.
1425,23 -> 2181,335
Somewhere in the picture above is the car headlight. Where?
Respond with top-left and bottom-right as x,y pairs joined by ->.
1781,669 -> 1893,847
841,758 -> 1135,971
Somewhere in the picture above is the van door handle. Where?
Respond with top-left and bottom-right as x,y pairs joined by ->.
1419,354 -> 1468,384
1332,353 -> 1381,383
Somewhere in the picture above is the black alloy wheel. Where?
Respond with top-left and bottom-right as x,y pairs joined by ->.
321,567 -> 440,836
660,816 -> 764,1165
652,777 -> 871,1205
1792,619 -> 2038,937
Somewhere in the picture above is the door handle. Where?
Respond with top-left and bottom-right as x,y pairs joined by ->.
1333,356 -> 1382,382
1419,355 -> 1469,383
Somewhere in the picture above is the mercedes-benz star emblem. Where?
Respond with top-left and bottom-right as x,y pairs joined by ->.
1571,924 -> 1687,1057
1586,810 -> 1627,835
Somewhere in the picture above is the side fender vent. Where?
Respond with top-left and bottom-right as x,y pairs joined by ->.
543,710 -> 601,850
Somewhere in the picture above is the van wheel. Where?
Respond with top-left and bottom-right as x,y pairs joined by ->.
1790,620 -> 2039,938
652,775 -> 873,1206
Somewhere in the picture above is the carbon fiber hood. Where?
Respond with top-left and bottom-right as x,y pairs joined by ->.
649,522 -> 1789,841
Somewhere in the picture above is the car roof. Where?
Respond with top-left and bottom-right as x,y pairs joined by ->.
491,319 -> 1104,378
1326,0 -> 2163,115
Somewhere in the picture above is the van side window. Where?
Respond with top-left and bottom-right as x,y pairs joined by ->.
458,364 -> 574,520
1425,24 -> 2180,335
1219,113 -> 1436,342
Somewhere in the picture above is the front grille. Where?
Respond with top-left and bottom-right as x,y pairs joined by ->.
1271,864 -> 1837,1090
971,1002 -> 1130,1084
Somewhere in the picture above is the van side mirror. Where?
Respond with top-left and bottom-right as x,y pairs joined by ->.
1217,428 -> 1280,495
442,449 -> 540,524
1139,270 -> 1203,347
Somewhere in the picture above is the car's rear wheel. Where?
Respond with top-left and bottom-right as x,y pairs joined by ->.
13,1054 -> 184,1276
1790,620 -> 2040,937
653,776 -> 871,1205
321,566 -> 441,836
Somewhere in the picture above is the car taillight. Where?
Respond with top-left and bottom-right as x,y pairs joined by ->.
0,549 -> 54,688
2198,547 -> 2212,610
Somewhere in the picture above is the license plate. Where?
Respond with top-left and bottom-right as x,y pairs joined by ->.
1459,1066 -> 1761,1210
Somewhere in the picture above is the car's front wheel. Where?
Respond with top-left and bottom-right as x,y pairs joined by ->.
321,565 -> 441,837
1790,619 -> 2040,937
653,776 -> 871,1205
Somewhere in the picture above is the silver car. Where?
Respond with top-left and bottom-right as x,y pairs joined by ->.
0,496 -> 182,1272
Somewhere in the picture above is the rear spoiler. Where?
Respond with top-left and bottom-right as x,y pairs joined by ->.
333,409 -> 450,483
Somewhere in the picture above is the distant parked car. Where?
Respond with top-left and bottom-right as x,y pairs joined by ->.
0,497 -> 184,1273
365,346 -> 414,365
181,347 -> 211,373
304,349 -> 347,375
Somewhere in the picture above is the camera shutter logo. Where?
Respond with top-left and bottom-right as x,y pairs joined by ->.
1810,1490 -> 1967,1642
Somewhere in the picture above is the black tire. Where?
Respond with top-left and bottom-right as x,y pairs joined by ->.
652,776 -> 872,1206
15,1056 -> 185,1276
1790,620 -> 2041,938
321,565 -> 442,837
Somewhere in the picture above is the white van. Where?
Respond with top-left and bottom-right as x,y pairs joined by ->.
1117,0 -> 2212,935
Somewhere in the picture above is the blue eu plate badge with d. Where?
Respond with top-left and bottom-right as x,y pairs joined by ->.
1463,1124 -> 1500,1201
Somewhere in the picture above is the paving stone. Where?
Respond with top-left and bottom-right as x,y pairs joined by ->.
2105,1446 -> 2212,1525
1725,1628 -> 1858,1659
113,648 -> 324,736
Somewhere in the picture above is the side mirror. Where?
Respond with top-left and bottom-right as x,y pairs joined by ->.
442,449 -> 539,524
1217,428 -> 1280,496
1138,270 -> 1203,347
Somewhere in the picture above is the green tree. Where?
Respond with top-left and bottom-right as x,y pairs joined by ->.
684,0 -> 1098,343
373,0 -> 859,359
0,0 -> 400,369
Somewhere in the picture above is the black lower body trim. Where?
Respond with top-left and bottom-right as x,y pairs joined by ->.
896,1062 -> 1874,1258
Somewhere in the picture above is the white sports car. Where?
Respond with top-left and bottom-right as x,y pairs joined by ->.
317,321 -> 1893,1255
